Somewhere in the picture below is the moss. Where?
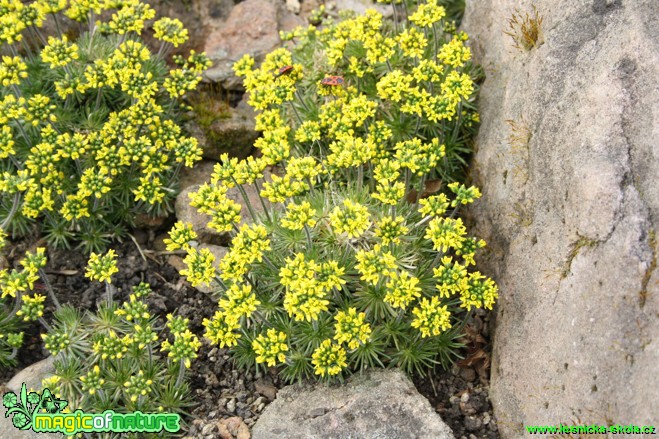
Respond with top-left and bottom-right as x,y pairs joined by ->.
561,236 -> 599,279
639,229 -> 656,308
189,83 -> 232,130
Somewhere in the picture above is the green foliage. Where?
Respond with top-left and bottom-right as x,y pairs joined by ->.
0,232 -> 49,367
0,0 -> 209,253
0,236 -> 199,422
41,278 -> 199,426
173,0 -> 497,383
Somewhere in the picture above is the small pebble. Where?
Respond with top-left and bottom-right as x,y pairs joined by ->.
201,423 -> 217,435
226,399 -> 236,413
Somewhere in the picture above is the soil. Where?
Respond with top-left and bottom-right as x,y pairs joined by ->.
1,225 -> 499,439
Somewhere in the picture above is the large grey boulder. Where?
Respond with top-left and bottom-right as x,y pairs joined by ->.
252,368 -> 454,439
462,0 -> 658,437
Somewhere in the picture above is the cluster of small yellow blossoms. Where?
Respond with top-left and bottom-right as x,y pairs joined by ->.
312,339 -> 347,377
80,365 -> 105,396
280,253 -> 332,322
161,314 -> 201,369
0,247 -> 45,299
180,247 -> 216,287
334,308 -> 371,349
329,199 -> 372,238
16,293 -> 46,322
163,221 -> 198,251
0,0 -> 209,251
252,329 -> 289,367
186,0 -> 496,381
84,250 -> 119,283
124,370 -> 153,403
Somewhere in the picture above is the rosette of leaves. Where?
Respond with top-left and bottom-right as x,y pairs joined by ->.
40,283 -> 196,420
178,1 -> 497,382
0,0 -> 208,253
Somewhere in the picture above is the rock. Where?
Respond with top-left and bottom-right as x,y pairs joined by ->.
174,185 -> 225,245
252,369 -> 454,439
461,0 -> 659,437
459,367 -> 476,382
286,0 -> 301,14
217,422 -> 232,439
179,160 -> 217,190
254,377 -> 278,401
236,422 -> 251,439
226,398 -> 236,413
134,213 -> 167,229
199,104 -> 258,162
167,255 -> 187,273
1,358 -> 59,439
328,0 -> 392,18
204,0 -> 280,89
223,416 -> 243,434
6,356 -> 55,392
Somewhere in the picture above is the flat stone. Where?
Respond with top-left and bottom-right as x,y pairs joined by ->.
252,369 -> 454,439
6,356 -> 55,392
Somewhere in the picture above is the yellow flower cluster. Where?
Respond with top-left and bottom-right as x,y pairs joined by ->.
281,201 -> 317,231
41,36 -> 79,68
411,296 -> 451,337
180,247 -> 216,287
85,250 -> 119,283
312,339 -> 347,377
252,329 -> 289,367
425,217 -> 467,253
163,221 -> 197,251
0,247 -> 44,299
329,199 -> 371,238
385,271 -> 422,310
0,56 -> 27,86
334,308 -> 371,349
280,253 -> 330,322
161,314 -> 201,369
355,244 -> 397,285
124,370 -> 154,402
153,17 -> 189,47
191,0 -> 496,381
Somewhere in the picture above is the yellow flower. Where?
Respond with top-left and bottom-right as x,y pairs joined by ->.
334,308 -> 371,349
411,296 -> 452,337
281,201 -> 317,231
153,17 -> 189,47
181,247 -> 216,287
85,250 -> 119,283
252,329 -> 288,367
329,199 -> 371,238
41,36 -> 79,68
385,271 -> 422,310
0,55 -> 28,86
312,339 -> 347,377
